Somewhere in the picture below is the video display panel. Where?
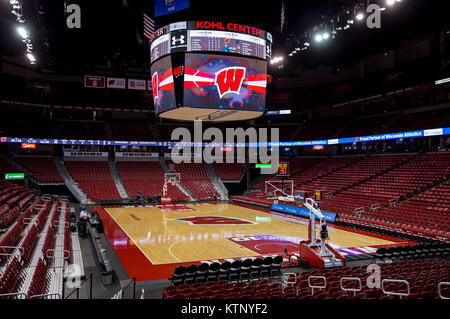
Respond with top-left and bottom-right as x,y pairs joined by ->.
150,55 -> 176,115
183,53 -> 267,112
187,30 -> 266,60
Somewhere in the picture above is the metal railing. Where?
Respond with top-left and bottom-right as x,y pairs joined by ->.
353,207 -> 364,215
30,293 -> 61,299
438,281 -> 450,300
121,277 -> 136,299
340,277 -> 362,296
0,292 -> 26,299
282,273 -> 297,286
381,279 -> 410,299
308,275 -> 327,296
23,217 -> 38,226
0,246 -> 23,256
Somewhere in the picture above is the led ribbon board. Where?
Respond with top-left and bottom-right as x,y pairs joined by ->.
1,127 -> 449,147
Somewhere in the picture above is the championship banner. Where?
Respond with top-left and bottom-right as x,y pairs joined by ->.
84,75 -> 105,88
106,77 -> 126,89
154,0 -> 190,17
128,79 -> 147,90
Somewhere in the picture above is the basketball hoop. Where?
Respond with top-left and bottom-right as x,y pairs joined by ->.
163,173 -> 181,197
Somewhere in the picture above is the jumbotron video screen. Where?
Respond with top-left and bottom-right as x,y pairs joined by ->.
183,53 -> 267,112
150,55 -> 176,115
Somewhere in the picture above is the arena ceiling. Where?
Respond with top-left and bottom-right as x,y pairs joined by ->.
0,0 -> 446,78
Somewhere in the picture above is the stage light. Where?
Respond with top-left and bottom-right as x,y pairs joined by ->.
315,34 -> 323,42
356,13 -> 364,21
17,26 -> 28,39
26,53 -> 36,62
387,0 -> 395,5
323,32 -> 330,40
270,56 -> 284,64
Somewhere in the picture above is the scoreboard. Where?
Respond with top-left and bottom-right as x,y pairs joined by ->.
188,30 -> 266,60
150,21 -> 272,64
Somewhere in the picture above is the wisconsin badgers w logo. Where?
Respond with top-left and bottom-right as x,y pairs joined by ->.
214,67 -> 246,99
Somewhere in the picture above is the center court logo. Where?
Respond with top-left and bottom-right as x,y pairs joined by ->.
170,120 -> 279,174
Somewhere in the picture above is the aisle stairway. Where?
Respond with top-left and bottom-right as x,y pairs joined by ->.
206,164 -> 228,200
108,160 -> 129,199
54,158 -> 93,204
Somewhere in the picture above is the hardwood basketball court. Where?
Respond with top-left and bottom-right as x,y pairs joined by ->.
96,203 -> 410,281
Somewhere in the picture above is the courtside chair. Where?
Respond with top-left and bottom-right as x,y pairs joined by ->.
239,259 -> 253,281
171,265 -> 186,286
218,261 -> 231,281
260,257 -> 273,278
270,256 -> 283,278
196,262 -> 209,283
207,262 -> 220,282
229,260 -> 242,282
185,264 -> 198,284
372,247 -> 386,263
250,258 -> 263,280
398,245 -> 410,260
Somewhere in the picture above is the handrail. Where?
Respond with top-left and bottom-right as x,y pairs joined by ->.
0,246 -> 24,256
340,277 -> 362,296
122,276 -> 137,299
381,279 -> 410,299
308,275 -> 327,296
389,198 -> 398,207
30,293 -> 61,299
0,292 -> 26,299
438,282 -> 450,300
353,207 -> 364,215
53,220 -> 69,228
23,217 -> 38,226
370,203 -> 380,211
282,272 -> 297,285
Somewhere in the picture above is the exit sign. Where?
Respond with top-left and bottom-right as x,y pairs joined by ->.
255,163 -> 272,168
5,173 -> 25,180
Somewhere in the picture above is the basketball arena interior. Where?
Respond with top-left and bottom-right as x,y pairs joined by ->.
0,0 -> 449,306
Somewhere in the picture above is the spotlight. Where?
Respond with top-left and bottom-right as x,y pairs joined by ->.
387,0 -> 395,5
17,26 -> 28,39
322,32 -> 330,40
270,56 -> 284,64
315,34 -> 323,42
356,13 -> 364,21
26,53 -> 36,62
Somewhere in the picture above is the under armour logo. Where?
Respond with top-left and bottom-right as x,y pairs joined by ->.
172,35 -> 185,46
266,45 -> 271,56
